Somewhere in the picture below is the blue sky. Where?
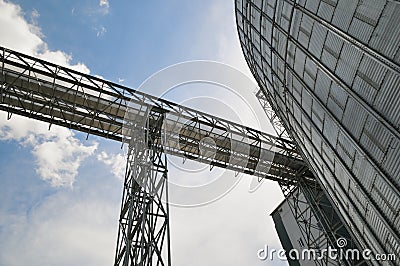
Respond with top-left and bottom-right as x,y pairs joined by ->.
0,1 -> 287,265
8,0 -> 245,85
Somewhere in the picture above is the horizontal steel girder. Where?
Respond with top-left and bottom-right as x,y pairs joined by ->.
0,46 -> 313,184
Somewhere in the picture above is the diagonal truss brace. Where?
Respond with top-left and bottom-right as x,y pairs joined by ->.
0,45 -> 308,184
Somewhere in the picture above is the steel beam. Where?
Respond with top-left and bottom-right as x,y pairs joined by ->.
0,46 -> 310,184
0,46 -> 315,265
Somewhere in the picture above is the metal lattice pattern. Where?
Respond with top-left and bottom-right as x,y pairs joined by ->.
280,179 -> 369,266
0,46 -> 309,184
0,46 -> 318,265
115,110 -> 170,266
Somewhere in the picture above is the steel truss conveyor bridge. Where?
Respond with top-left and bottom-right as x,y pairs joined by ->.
0,46 -> 363,266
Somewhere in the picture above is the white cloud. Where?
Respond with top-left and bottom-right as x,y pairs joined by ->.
28,8 -> 42,37
97,151 -> 126,180
0,113 -> 98,187
30,8 -> 40,20
0,0 -> 42,55
0,0 -> 90,74
99,0 -> 110,14
0,2 -> 119,265
33,137 -> 98,187
96,26 -> 107,37
0,1 -> 287,265
191,0 -> 253,78
170,177 -> 285,266
0,184 -> 120,266
0,0 -> 95,187
161,2 -> 286,265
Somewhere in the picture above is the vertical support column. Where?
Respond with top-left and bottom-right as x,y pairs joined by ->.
114,108 -> 170,266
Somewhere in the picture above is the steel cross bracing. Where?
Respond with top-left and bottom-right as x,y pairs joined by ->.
0,46 -> 309,184
0,46 -> 313,265
115,109 -> 170,266
281,183 -> 369,266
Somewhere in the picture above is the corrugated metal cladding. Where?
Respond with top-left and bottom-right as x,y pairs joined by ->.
236,0 -> 399,260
